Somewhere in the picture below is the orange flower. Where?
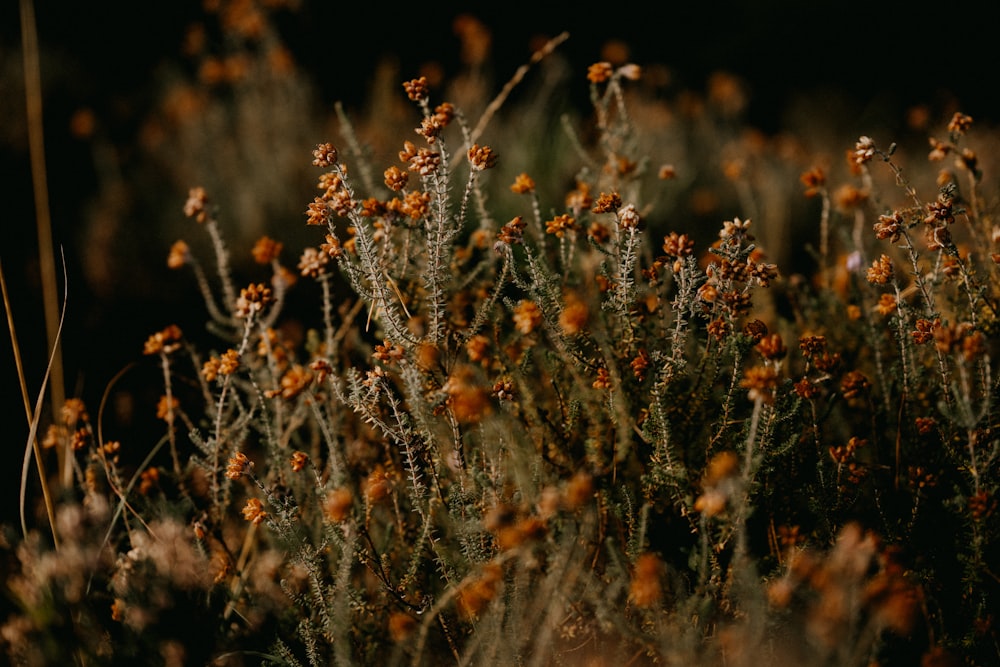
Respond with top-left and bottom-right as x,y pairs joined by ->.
252,236 -> 283,264
290,451 -> 308,473
156,395 -> 179,423
324,487 -> 354,523
183,186 -> 209,223
510,173 -> 536,194
242,497 -> 267,525
513,300 -> 543,335
226,452 -> 252,480
587,61 -> 613,84
629,553 -> 664,608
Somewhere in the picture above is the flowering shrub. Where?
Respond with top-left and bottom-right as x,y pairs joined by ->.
4,23 -> 999,667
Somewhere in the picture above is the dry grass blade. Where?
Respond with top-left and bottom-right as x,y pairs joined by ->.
19,0 -> 67,486
15,249 -> 67,542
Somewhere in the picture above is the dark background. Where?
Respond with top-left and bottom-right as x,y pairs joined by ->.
3,0 -> 999,521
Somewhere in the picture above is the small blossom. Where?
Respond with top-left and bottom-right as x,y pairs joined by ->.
927,137 -> 950,161
875,293 -> 897,316
853,136 -> 876,165
866,254 -> 894,284
298,247 -> 330,278
317,170 -> 342,198
513,300 -> 543,335
947,112 -> 973,135
433,102 -> 455,125
41,424 -> 64,449
266,364 -> 314,400
658,164 -> 677,180
156,395 -> 179,423
617,203 -> 641,229
874,212 -> 903,243
545,214 -> 576,238
630,348 -> 651,381
305,197 -> 330,226
618,63 -> 642,80
741,365 -> 779,403
70,428 -> 89,451
794,377 -> 820,399
183,186 -> 209,223
251,236 -> 282,264
416,114 -> 445,142
662,232 -> 695,258
719,216 -> 752,240
968,490 -> 995,521
242,497 -> 267,525
403,76 -> 429,102
443,365 -> 491,423
466,334 -> 490,364
909,319 -> 936,347
559,291 -> 589,335
468,143 -> 498,171
749,260 -> 778,286
234,283 -> 274,319
167,240 -> 191,269
565,182 -> 593,213
111,598 -> 126,622
226,451 -> 253,479
398,140 -> 418,163
830,436 -> 866,465
706,317 -> 730,341
563,471 -> 594,510
401,190 -> 431,219
374,339 -> 406,363
587,61 -> 614,84
328,188 -> 355,217
309,358 -> 333,385
456,563 -> 503,619
324,487 -> 354,523
203,348 -> 240,382
409,149 -> 441,177
312,142 -> 338,168
510,172 -> 536,194
800,166 -> 826,196
592,367 -> 612,390
841,370 -> 870,399
834,184 -> 869,211
497,215 -> 526,245
629,553 -> 663,608
290,451 -> 308,472
143,324 -> 183,355
364,466 -> 391,503
492,378 -> 515,401
756,333 -> 787,360
924,193 -> 955,226
798,335 -> 828,359
313,236 -> 340,262
915,417 -> 936,435
588,221 -> 611,244
743,319 -> 768,344
138,467 -> 160,495
384,165 -> 408,192
592,191 -> 622,214
61,398 -> 89,426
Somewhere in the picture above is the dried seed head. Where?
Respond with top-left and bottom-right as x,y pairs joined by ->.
312,142 -> 338,168
183,186 -> 209,223
468,143 -> 498,171
403,76 -> 429,102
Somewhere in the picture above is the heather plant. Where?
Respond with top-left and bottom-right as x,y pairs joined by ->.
5,25 -> 1000,667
